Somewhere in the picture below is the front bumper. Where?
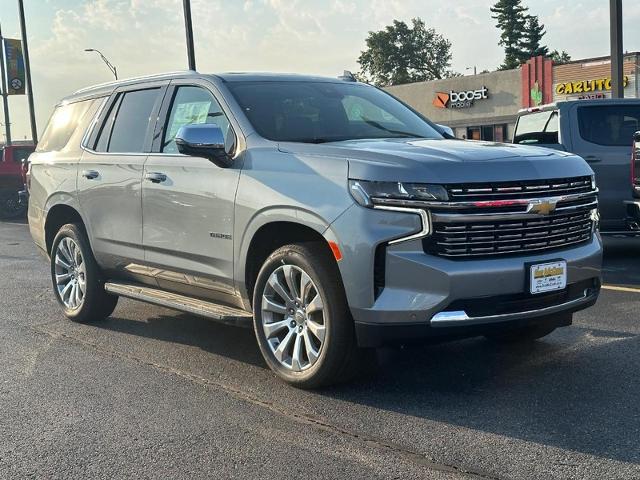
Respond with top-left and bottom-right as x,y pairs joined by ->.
328,205 -> 602,347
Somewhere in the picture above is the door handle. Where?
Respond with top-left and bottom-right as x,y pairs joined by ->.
144,172 -> 167,183
584,156 -> 601,163
82,170 -> 100,179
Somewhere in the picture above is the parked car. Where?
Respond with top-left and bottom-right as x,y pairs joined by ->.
631,131 -> 640,227
28,72 -> 602,387
0,143 -> 35,219
514,99 -> 640,235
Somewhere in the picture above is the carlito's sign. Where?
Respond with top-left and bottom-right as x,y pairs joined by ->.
555,76 -> 629,95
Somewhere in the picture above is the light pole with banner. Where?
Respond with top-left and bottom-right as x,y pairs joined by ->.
0,23 -> 12,145
17,0 -> 37,143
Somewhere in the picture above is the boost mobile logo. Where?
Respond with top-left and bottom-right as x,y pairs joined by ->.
433,86 -> 489,109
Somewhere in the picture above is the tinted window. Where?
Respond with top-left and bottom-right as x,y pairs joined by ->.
37,99 -> 96,152
94,94 -> 122,152
163,86 -> 232,153
227,81 -> 441,143
513,110 -> 559,145
578,105 -> 640,146
12,147 -> 34,162
106,88 -> 159,153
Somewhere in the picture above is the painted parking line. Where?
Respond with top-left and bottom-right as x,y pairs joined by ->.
602,285 -> 640,294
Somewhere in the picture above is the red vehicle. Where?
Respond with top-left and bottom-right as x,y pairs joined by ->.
0,143 -> 35,219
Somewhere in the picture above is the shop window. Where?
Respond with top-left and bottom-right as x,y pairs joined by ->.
466,124 -> 507,142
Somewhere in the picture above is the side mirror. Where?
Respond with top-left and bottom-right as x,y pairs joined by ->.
436,123 -> 455,138
175,124 -> 234,168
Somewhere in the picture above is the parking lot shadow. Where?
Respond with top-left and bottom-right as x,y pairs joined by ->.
96,307 -> 640,465
98,311 -> 266,368
325,326 -> 640,465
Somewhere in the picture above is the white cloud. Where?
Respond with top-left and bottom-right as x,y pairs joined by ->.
2,0 -> 640,141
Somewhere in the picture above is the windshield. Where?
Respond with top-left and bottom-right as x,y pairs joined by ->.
513,110 -> 559,145
227,81 -> 442,143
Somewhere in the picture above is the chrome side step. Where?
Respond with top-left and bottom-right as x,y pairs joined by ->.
104,282 -> 253,327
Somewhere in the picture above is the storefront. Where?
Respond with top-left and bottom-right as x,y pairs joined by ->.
386,68 -> 522,140
386,52 -> 640,141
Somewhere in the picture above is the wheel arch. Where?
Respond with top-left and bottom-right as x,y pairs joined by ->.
44,203 -> 87,255
238,209 -> 341,309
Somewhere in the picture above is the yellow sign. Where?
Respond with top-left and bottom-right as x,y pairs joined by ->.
555,76 -> 629,95
533,266 -> 565,279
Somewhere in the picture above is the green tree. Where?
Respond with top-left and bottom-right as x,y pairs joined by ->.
549,49 -> 572,65
491,0 -> 529,69
522,15 -> 548,58
357,18 -> 455,86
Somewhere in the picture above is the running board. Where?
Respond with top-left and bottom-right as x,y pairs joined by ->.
104,282 -> 253,327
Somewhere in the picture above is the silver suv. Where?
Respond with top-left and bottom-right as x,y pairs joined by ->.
28,72 -> 602,387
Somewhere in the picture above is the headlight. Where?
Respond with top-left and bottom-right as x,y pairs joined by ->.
349,179 -> 448,207
591,174 -> 597,190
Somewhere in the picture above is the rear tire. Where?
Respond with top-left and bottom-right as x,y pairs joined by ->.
484,324 -> 556,343
50,223 -> 118,323
252,242 -> 366,388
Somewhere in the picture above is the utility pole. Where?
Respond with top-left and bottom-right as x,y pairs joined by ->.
183,0 -> 196,70
0,23 -> 12,145
18,0 -> 37,143
610,0 -> 624,99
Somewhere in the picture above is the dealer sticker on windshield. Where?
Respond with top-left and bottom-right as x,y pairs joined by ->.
530,261 -> 567,294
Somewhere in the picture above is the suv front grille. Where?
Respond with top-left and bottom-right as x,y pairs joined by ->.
446,176 -> 593,201
422,176 -> 597,259
425,210 -> 593,258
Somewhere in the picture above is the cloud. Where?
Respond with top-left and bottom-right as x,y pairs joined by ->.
3,0 -> 640,141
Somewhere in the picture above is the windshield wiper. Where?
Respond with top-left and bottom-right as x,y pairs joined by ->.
361,118 -> 421,138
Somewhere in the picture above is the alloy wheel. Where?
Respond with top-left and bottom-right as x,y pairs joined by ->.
54,237 -> 86,310
261,264 -> 326,372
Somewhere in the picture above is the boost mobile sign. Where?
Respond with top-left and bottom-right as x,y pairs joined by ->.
3,38 -> 26,95
433,86 -> 489,109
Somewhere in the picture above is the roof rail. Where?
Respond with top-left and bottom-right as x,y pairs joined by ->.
74,70 -> 197,94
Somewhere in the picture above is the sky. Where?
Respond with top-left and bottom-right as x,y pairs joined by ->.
1,0 -> 640,141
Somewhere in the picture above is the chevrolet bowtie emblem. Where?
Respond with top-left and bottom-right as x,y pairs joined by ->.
528,200 -> 557,215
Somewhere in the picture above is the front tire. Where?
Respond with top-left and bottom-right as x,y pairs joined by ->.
252,242 -> 362,388
50,223 -> 118,322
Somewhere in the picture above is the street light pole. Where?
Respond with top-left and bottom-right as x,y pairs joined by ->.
183,0 -> 196,70
84,49 -> 117,80
0,23 -> 12,146
17,0 -> 37,144
610,0 -> 624,98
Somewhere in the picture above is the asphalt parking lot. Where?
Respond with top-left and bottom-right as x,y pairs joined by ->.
1,220 -> 639,479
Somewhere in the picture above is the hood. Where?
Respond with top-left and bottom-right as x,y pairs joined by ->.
278,138 -> 593,184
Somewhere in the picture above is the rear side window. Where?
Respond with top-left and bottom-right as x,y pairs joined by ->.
513,110 -> 559,145
578,105 -> 640,146
37,99 -> 96,152
95,88 -> 160,153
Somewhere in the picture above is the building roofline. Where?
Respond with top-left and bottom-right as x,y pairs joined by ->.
555,51 -> 640,67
